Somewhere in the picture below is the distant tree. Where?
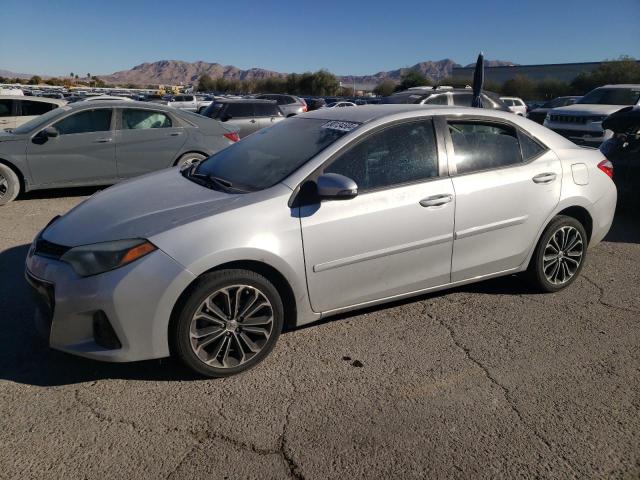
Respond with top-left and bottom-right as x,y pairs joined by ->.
397,70 -> 431,91
570,56 -> 640,94
197,74 -> 216,92
373,80 -> 396,97
70,72 -> 74,78
311,69 -> 340,96
535,78 -> 570,100
28,75 -> 42,85
501,75 -> 537,100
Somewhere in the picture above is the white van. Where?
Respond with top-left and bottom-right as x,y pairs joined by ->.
0,96 -> 66,130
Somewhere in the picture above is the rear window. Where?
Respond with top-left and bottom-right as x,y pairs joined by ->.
254,103 -> 282,117
195,118 -> 358,191
226,103 -> 254,118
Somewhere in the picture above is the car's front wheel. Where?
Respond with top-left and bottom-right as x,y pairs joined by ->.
0,164 -> 20,206
172,269 -> 284,377
527,215 -> 587,292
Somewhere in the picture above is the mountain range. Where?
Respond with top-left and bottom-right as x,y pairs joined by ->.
96,59 -> 517,86
1,59 -> 517,86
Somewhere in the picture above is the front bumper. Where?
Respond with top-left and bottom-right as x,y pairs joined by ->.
25,244 -> 196,362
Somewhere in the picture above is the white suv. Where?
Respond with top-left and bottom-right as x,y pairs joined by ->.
0,96 -> 66,130
500,96 -> 527,116
544,84 -> 640,146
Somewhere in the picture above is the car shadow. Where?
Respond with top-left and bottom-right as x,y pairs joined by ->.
603,209 -> 640,244
0,244 -> 199,387
17,185 -> 107,201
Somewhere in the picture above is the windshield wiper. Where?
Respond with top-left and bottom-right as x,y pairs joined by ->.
183,166 -> 249,193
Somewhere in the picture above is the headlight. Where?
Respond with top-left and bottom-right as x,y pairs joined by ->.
60,239 -> 157,277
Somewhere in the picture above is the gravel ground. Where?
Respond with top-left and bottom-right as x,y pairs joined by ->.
1,188 -> 638,479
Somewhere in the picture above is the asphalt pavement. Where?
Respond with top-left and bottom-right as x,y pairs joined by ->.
1,188 -> 638,479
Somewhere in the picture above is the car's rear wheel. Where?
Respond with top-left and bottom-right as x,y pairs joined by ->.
176,152 -> 206,170
172,269 -> 284,377
527,215 -> 587,292
0,164 -> 20,206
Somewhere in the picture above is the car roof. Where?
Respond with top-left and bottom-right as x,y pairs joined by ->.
214,98 -> 277,104
300,104 -> 521,123
59,100 -> 173,110
599,84 -> 640,89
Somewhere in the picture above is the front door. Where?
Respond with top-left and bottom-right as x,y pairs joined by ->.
445,118 -> 562,281
26,107 -> 117,187
300,119 -> 455,312
115,108 -> 186,178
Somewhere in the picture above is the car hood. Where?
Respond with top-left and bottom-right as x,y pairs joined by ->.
549,104 -> 627,116
42,168 -> 249,247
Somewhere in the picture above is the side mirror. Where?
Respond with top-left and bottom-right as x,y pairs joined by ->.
43,126 -> 59,138
317,173 -> 358,199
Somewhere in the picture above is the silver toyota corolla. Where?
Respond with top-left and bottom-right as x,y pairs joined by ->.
25,105 -> 617,377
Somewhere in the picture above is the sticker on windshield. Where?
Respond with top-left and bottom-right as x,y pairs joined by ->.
321,121 -> 360,132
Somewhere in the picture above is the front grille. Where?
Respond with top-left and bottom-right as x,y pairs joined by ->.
549,114 -> 589,124
34,238 -> 71,260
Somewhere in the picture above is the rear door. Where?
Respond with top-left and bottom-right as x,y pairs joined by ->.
114,107 -> 186,178
26,107 -> 117,186
444,118 -> 561,281
0,99 -> 17,130
254,103 -> 283,130
223,103 -> 257,138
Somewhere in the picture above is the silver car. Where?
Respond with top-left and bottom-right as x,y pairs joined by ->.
0,101 -> 238,205
201,99 -> 284,138
25,105 -> 617,377
255,94 -> 307,116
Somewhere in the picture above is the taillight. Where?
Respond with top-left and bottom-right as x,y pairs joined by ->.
300,99 -> 308,112
597,159 -> 614,179
224,132 -> 240,142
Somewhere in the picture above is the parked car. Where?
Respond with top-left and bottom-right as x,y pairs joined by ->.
544,85 -> 640,146
24,104 -> 616,377
600,106 -> 640,207
302,97 -> 326,111
500,96 -> 527,116
384,87 -> 511,111
167,94 -> 198,112
201,99 -> 284,138
0,101 -> 238,205
323,101 -> 357,108
527,96 -> 581,124
254,94 -> 307,116
0,96 -> 66,130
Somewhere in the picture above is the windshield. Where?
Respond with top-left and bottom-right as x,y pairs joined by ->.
13,106 -> 68,134
578,88 -> 640,106
195,118 -> 359,191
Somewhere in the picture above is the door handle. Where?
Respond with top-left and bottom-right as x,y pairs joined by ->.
249,119 -> 256,124
169,132 -> 183,136
419,194 -> 453,207
532,172 -> 557,184
93,138 -> 112,143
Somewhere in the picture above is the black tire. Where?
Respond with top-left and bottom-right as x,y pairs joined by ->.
171,269 -> 284,378
527,215 -> 588,293
176,152 -> 206,170
0,163 -> 20,206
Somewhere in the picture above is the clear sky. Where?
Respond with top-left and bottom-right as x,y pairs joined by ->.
2,0 -> 639,77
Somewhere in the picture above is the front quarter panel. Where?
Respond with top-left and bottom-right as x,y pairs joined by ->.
149,184 -> 316,326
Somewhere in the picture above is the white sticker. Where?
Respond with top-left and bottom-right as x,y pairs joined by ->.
321,121 -> 360,132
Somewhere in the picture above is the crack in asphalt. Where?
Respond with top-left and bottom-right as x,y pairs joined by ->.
74,387 -> 141,431
426,309 -> 581,479
581,273 -> 640,315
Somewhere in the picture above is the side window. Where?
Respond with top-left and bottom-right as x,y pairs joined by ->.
519,132 -> 547,161
325,120 -> 439,191
424,94 -> 448,105
184,95 -> 194,102
121,109 -> 172,129
173,95 -> 184,102
254,103 -> 281,117
0,99 -> 14,117
226,103 -> 254,118
20,100 -> 57,116
53,109 -> 112,135
448,121 -> 522,174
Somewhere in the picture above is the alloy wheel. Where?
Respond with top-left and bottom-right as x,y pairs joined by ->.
0,174 -> 7,199
189,285 -> 274,368
543,226 -> 584,285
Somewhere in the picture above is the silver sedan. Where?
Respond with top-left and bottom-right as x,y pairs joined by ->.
25,105 -> 617,377
0,100 -> 238,205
